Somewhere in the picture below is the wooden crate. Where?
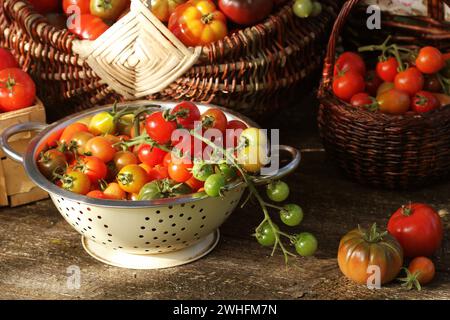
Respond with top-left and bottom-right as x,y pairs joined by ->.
0,100 -> 48,207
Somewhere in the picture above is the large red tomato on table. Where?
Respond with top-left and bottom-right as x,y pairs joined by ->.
28,0 -> 60,14
168,0 -> 228,47
0,68 -> 36,112
0,49 -> 18,71
67,14 -> 110,40
218,0 -> 274,26
387,203 -> 443,258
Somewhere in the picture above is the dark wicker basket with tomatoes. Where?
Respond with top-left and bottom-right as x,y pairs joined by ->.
0,0 -> 339,121
318,0 -> 450,189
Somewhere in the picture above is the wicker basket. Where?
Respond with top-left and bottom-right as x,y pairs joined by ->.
318,0 -> 450,189
0,0 -> 338,120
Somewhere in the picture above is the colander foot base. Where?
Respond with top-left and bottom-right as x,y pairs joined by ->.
81,230 -> 220,270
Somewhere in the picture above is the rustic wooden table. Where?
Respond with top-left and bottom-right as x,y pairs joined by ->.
0,94 -> 449,300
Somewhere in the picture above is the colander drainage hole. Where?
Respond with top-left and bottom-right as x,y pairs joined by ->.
103,224 -> 108,228
194,233 -> 199,236
158,219 -> 163,223
107,233 -> 112,237
168,206 -> 173,209
97,216 -> 102,219
140,226 -> 145,230
152,228 -> 156,231
153,237 -> 158,240
176,238 -> 180,241
133,246 -> 138,248
88,226 -> 92,230
187,217 -> 192,221
179,213 -> 184,217
169,215 -> 173,218
202,216 -> 206,220
139,235 -> 144,238
156,210 -> 161,214
145,217 -> 150,221
88,218 -> 92,222
145,242 -> 150,245
200,225 -> 204,228
162,240 -> 167,243
171,223 -> 176,227
191,205 -> 195,209
77,217 -> 81,221
145,250 -> 149,252
108,240 -> 112,243
164,231 -> 168,235
86,207 -> 90,211
199,208 -> 204,213
172,233 -> 176,236
79,211 -> 83,214
181,227 -> 186,231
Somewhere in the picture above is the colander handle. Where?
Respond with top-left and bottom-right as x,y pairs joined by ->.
252,145 -> 301,185
0,122 -> 48,163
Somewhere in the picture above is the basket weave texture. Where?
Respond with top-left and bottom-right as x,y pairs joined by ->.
318,0 -> 450,189
0,0 -> 339,119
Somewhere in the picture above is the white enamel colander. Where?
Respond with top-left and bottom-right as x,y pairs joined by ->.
0,101 -> 300,269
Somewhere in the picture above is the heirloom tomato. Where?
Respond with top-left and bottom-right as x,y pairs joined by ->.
0,48 -> 18,71
0,68 -> 36,112
113,151 -> 138,171
151,0 -> 187,22
387,203 -> 443,258
411,91 -> 439,113
90,0 -> 130,20
332,71 -> 365,102
338,224 -> 403,285
168,0 -> 228,47
89,111 -> 116,135
218,0 -> 273,26
394,67 -> 424,96
63,0 -> 90,15
67,14 -> 109,40
70,131 -> 94,155
415,46 -> 445,74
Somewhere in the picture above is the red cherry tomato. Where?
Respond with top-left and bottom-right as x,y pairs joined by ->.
411,91 -> 440,113
0,68 -> 36,112
84,136 -> 116,163
145,111 -> 177,144
87,190 -> 110,199
201,108 -> 228,133
168,159 -> 193,183
407,257 -> 435,285
67,14 -> 109,40
365,70 -> 383,96
415,46 -> 445,74
147,165 -> 169,181
103,182 -> 127,200
376,57 -> 399,82
350,92 -> 374,108
163,152 -> 172,167
0,48 -> 18,71
59,122 -> 89,144
185,176 -> 204,191
334,52 -> 366,76
387,203 -> 443,258
333,71 -> 366,102
73,156 -> 108,184
138,144 -> 167,167
394,67 -> 424,96
63,0 -> 90,15
171,101 -> 201,129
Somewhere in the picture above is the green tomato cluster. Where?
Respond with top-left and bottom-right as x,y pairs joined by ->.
293,0 -> 322,19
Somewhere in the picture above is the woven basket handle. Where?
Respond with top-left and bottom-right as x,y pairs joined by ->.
318,0 -> 450,95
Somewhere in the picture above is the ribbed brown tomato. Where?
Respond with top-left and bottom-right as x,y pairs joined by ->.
387,203 -> 443,258
67,14 -> 109,40
338,224 -> 403,285
168,0 -> 228,46
218,0 -> 273,26
377,89 -> 410,115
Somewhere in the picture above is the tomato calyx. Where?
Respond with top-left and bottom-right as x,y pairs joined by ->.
360,223 -> 388,243
201,13 -> 215,24
401,204 -> 413,216
97,0 -> 113,10
398,268 -> 422,291
4,74 -> 17,92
